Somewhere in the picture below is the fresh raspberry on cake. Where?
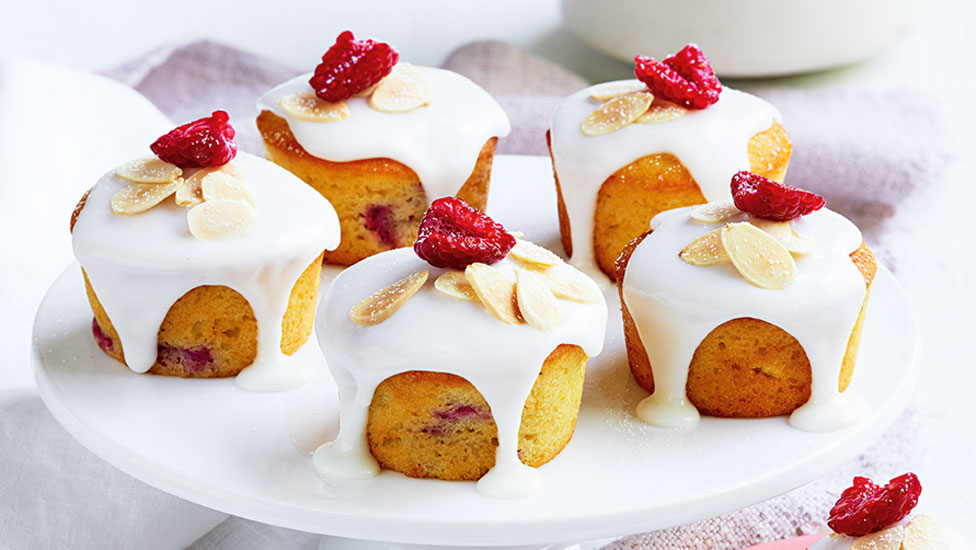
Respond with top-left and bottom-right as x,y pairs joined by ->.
828,473 -> 922,537
150,110 -> 237,168
634,44 -> 722,110
414,197 -> 515,269
731,171 -> 825,221
310,30 -> 399,102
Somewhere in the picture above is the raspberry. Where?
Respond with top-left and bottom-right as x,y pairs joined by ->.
310,30 -> 399,102
730,171 -> 825,221
828,473 -> 922,537
414,197 -> 515,269
634,44 -> 722,109
150,110 -> 237,169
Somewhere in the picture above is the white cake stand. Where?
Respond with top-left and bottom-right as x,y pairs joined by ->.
33,156 -> 919,549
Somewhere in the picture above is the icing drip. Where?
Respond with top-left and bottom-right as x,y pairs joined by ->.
72,152 -> 341,391
621,207 -> 867,432
548,82 -> 780,285
258,67 -> 511,203
314,248 -> 606,498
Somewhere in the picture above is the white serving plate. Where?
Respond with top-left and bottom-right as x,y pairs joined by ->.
33,155 -> 918,547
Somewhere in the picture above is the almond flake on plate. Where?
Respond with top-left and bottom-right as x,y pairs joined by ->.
635,101 -> 687,124
434,271 -> 477,301
721,222 -> 796,289
349,270 -> 429,326
279,91 -> 349,122
543,273 -> 602,303
187,199 -> 257,241
691,200 -> 741,223
580,92 -> 653,136
110,181 -> 179,215
749,218 -> 813,255
465,263 -> 522,324
589,81 -> 649,102
509,240 -> 564,269
369,63 -> 433,113
516,269 -> 560,331
679,228 -> 730,266
116,157 -> 183,184
201,171 -> 255,207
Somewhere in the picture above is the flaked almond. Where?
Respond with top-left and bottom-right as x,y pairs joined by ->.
434,271 -> 477,301
369,63 -> 433,113
117,157 -> 183,184
721,222 -> 796,289
516,269 -> 560,331
590,81 -> 649,102
111,181 -> 179,215
691,200 -> 741,223
179,164 -> 244,207
349,270 -> 429,326
850,524 -> 905,550
542,273 -> 602,303
201,171 -> 255,207
465,263 -> 522,324
902,515 -> 946,550
187,199 -> 257,240
279,91 -> 349,122
679,228 -> 729,266
509,240 -> 563,269
354,82 -> 380,98
750,218 -> 813,255
635,101 -> 687,124
580,92 -> 653,136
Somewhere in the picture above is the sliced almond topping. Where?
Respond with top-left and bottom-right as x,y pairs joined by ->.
349,270 -> 429,326
110,181 -> 179,215
750,218 -> 814,255
509,240 -> 563,269
679,228 -> 730,266
186,199 -> 257,240
116,157 -> 183,184
542,273 -> 602,303
354,82 -> 380,98
580,92 -> 653,136
850,524 -> 905,550
201,171 -> 255,207
721,222 -> 796,289
279,91 -> 350,122
464,263 -> 522,324
179,164 -> 244,207
691,200 -> 741,223
369,63 -> 433,113
516,269 -> 560,331
589,81 -> 649,102
434,271 -> 477,301
902,515 -> 946,550
635,101 -> 687,124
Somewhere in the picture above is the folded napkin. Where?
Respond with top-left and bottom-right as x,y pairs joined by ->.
1,40 -> 946,550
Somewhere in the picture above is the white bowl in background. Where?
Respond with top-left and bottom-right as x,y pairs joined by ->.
562,0 -> 913,77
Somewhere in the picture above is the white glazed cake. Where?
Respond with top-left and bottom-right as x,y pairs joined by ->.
72,151 -> 340,391
258,66 -> 511,203
313,198 -> 607,499
548,81 -> 782,284
620,202 -> 871,431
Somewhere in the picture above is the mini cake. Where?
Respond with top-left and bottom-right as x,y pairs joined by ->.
314,197 -> 606,498
617,172 -> 875,431
257,31 -> 510,265
547,44 -> 791,282
71,111 -> 340,391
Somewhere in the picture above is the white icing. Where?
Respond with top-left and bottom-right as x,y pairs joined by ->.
72,152 -> 341,391
549,82 -> 781,285
258,67 -> 511,203
621,207 -> 867,432
314,248 -> 606,498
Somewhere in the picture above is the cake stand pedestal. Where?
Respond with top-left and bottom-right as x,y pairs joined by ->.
33,156 -> 919,548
